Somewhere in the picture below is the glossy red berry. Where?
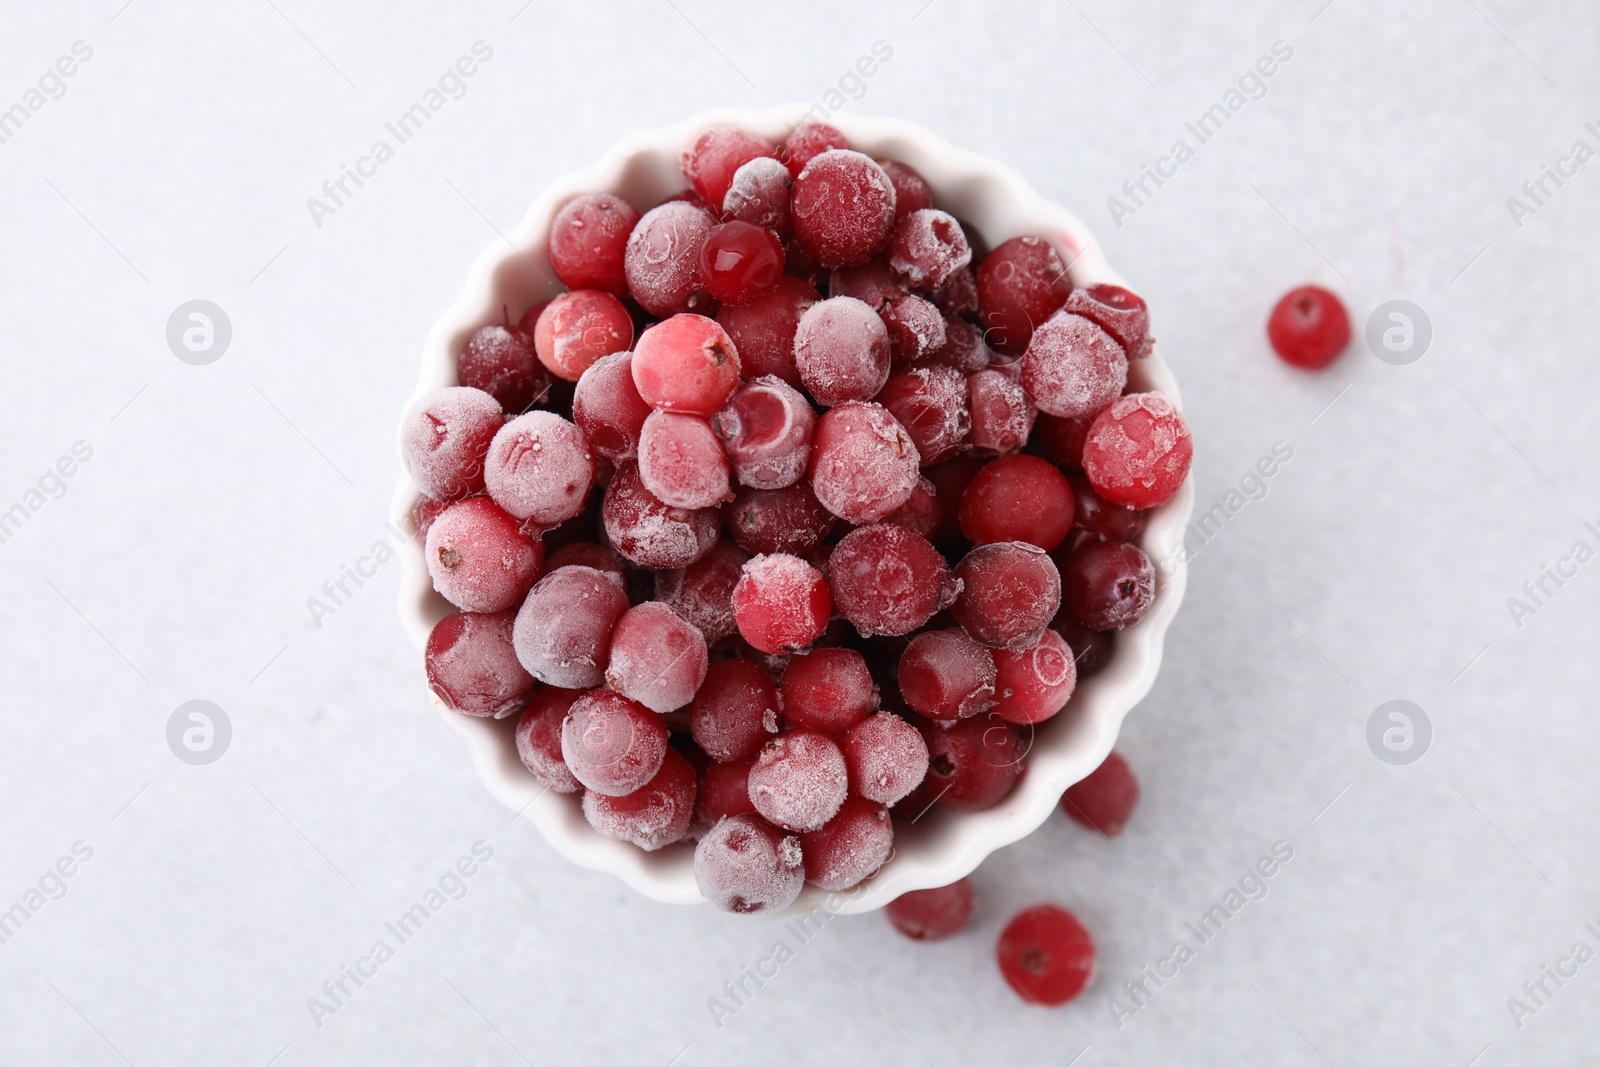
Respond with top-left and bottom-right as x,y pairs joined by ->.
959,455 -> 1075,551
700,221 -> 785,305
1061,750 -> 1139,836
886,879 -> 974,941
996,904 -> 1096,1005
1059,540 -> 1156,631
1268,285 -> 1350,369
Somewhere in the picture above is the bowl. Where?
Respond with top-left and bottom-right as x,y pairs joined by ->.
394,105 -> 1194,916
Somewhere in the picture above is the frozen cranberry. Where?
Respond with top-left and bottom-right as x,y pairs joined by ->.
1068,473 -> 1146,546
654,537 -> 749,645
1268,285 -> 1349,369
514,687 -> 583,793
931,267 -> 979,319
715,275 -> 817,388
1062,750 -> 1139,836
533,290 -> 633,382
1031,412 -> 1095,470
548,192 -> 637,294
748,729 -> 848,832
844,713 -> 929,806
880,293 -> 948,367
559,690 -> 667,799
781,121 -> 849,178
886,879 -> 974,941
572,351 -> 650,461
723,156 -> 792,234
1022,311 -> 1128,419
694,813 -> 804,915
631,314 -> 742,416
636,410 -> 732,510
879,159 -> 933,221
930,316 -> 990,375
829,256 -> 905,310
800,796 -> 893,890
1065,284 -> 1152,360
959,455 -> 1075,550
899,628 -> 997,721
681,126 -> 777,208
997,904 -> 1096,1005
510,565 -> 628,687
698,758 -> 758,822
458,324 -> 549,414
923,714 -> 1024,812
582,746 -> 696,851
699,221 -> 784,305
781,648 -> 877,734
1059,540 -> 1155,631
828,524 -> 954,637
401,387 -> 503,502
483,411 -> 596,527
731,553 -> 832,654
711,375 -> 815,490
1081,392 -> 1192,509
604,602 -> 709,714
794,296 -> 892,406
425,497 -> 543,613
791,150 -> 897,268
540,542 -> 617,580
426,609 -> 534,718
924,455 -> 986,548
412,494 -> 452,540
1050,612 -> 1114,678
719,484 -> 830,559
977,237 -> 1074,356
890,209 -> 972,292
992,628 -> 1076,724
690,657 -> 780,763
881,475 -> 941,537
601,461 -> 720,569
966,369 -> 1035,456
952,542 -> 1061,651
809,402 -> 921,524
625,201 -> 717,317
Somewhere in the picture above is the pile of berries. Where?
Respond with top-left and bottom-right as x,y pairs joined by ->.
403,121 -> 1192,918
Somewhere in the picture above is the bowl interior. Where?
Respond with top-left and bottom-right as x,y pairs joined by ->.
394,105 -> 1194,915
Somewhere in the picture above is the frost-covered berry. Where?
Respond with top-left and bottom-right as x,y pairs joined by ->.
879,159 -> 933,220
992,628 -> 1076,724
602,461 -> 721,569
794,296 -> 892,406
533,290 -> 634,382
723,156 -> 793,234
966,370 -> 1035,456
725,483 -> 835,557
829,256 -> 905,311
880,293 -> 948,367
572,351 -> 651,461
781,647 -> 877,734
828,524 -> 954,637
401,386 -> 504,502
951,541 -> 1062,651
809,402 -> 921,524
484,411 -> 596,528
694,813 -> 804,915
1065,284 -> 1153,360
977,236 -> 1073,356
876,364 -> 970,466
1081,392 -> 1192,510
426,609 -> 534,718
632,314 -> 742,416
515,687 -> 583,793
748,729 -> 848,832
781,121 -> 849,178
1022,311 -> 1128,419
637,410 -> 732,509
889,209 -> 971,291
843,713 -> 929,806
698,758 -> 758,822
625,201 -> 717,317
582,746 -> 697,851
654,537 -> 750,645
562,688 -> 670,797
605,602 -> 709,714
898,628 -> 997,721
512,564 -> 630,689
425,497 -> 543,613
711,375 -> 815,490
800,796 -> 893,890
691,657 -> 781,763
549,192 -> 638,295
458,324 -> 550,414
731,553 -> 832,654
791,150 -> 897,268
682,126 -> 778,207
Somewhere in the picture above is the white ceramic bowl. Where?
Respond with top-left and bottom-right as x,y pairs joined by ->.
395,105 -> 1194,916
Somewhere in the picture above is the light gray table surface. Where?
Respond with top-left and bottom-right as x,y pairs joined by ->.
3,1 -> 1597,1064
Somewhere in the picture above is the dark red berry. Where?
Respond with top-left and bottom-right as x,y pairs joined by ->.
791,150 -> 897,268
922,714 -> 1023,812
1061,750 -> 1139,836
1059,540 -> 1155,631
886,879 -> 974,941
1064,284 -> 1152,360
976,237 -> 1073,356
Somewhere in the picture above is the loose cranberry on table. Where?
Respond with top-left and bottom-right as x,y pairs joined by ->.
1268,284 -> 1350,369
886,878 -> 974,941
1062,750 -> 1140,836
996,904 -> 1096,1005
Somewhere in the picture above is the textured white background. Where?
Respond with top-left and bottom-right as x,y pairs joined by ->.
2,1 -> 1597,1064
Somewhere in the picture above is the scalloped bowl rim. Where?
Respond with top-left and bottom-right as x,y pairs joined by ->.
393,105 -> 1193,916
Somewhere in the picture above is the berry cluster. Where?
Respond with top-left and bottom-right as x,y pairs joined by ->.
403,121 -> 1192,916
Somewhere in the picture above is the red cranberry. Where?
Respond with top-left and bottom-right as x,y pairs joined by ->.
425,497 -> 543,613
582,745 -> 696,851
976,236 -> 1073,356
548,192 -> 638,295
412,494 -> 452,541
457,324 -> 550,414
601,461 -> 721,569
698,758 -> 758,822
681,126 -> 777,208
875,364 -> 970,467
809,402 -> 921,524
724,482 -> 835,557
828,524 -> 954,637
1068,473 -> 1146,546
654,537 -> 749,644
1268,285 -> 1350,369
426,609 -> 534,718
829,256 -> 905,310
1062,750 -> 1139,836
632,314 -> 742,415
1021,311 -> 1128,419
512,564 -> 629,688
992,628 -> 1076,724
800,796 -> 893,890
572,351 -> 650,461
898,628 -> 997,721
711,375 -> 816,490
547,541 -> 624,579
693,813 -> 804,915
951,541 -> 1062,651
843,712 -> 929,807
959,454 -> 1075,551
715,275 -> 817,388
605,601 -> 709,714
966,369 -> 1035,456
791,150 -> 897,268
482,411 -> 596,529
780,647 -> 877,734
514,687 -> 583,793
879,293 -> 948,367
747,729 -> 848,832
781,121 -> 849,178
996,904 -> 1096,1005
881,474 -> 941,538
1031,412 -> 1095,470
400,386 -> 504,502
691,657 -> 781,763
922,713 -> 1024,812
795,296 -> 892,406
1059,540 -> 1155,631
730,553 -> 832,654
1081,392 -> 1192,509
878,159 -> 934,220
637,410 -> 732,510
533,290 -> 634,382
886,879 -> 974,941
1050,612 -> 1114,678
889,209 -> 971,292
722,156 -> 792,234
931,267 -> 979,319
1065,284 -> 1152,360
625,201 -> 717,317
930,316 -> 989,375
700,221 -> 785,305
560,688 -> 669,797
